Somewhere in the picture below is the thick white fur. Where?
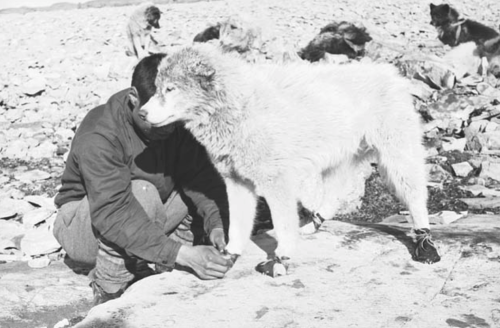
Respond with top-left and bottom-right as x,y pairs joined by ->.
142,44 -> 430,259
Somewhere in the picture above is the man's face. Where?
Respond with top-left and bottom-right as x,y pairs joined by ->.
131,102 -> 176,141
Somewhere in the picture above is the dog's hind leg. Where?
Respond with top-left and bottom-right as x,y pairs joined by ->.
374,123 -> 441,264
224,178 -> 258,257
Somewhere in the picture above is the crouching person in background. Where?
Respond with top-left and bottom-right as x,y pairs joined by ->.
53,53 -> 233,307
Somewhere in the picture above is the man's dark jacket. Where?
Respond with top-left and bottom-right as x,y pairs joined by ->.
55,88 -> 228,269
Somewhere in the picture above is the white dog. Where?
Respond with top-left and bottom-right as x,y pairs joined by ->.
141,44 -> 441,274
126,2 -> 161,60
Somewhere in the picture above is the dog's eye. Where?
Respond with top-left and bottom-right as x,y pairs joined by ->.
164,84 -> 175,93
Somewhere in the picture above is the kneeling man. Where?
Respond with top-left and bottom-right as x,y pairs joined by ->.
53,53 -> 233,306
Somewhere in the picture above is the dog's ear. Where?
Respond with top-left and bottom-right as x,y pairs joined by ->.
430,3 -> 435,10
442,4 -> 450,12
192,61 -> 216,91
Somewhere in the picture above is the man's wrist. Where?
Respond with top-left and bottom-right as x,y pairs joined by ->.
156,238 -> 182,270
175,244 -> 191,267
210,227 -> 224,234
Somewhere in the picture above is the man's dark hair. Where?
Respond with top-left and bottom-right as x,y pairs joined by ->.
131,53 -> 167,106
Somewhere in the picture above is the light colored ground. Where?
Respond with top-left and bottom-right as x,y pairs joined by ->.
75,218 -> 500,328
0,0 -> 85,10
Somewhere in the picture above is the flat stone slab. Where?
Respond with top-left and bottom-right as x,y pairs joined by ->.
75,218 -> 500,328
0,259 -> 92,327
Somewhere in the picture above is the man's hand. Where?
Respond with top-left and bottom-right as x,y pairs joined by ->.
176,245 -> 232,280
209,228 -> 226,251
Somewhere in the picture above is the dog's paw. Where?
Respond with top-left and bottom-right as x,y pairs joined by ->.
220,249 -> 239,266
413,228 -> 441,264
256,256 -> 289,277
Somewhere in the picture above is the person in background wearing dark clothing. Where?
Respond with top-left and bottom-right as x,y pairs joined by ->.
53,53 -> 233,306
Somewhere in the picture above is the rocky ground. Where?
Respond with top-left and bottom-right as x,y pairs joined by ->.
0,0 -> 499,327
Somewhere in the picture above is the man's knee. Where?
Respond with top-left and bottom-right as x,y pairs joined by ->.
131,180 -> 163,219
53,199 -> 98,265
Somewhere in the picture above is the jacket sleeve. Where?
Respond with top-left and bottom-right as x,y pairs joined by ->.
173,128 -> 229,236
78,133 -> 181,269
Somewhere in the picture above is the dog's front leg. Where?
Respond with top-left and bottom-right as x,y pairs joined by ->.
224,178 -> 258,258
144,33 -> 153,55
257,177 -> 299,277
133,34 -> 147,59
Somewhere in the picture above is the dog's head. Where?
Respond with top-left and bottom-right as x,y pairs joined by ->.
318,21 -> 372,55
141,46 -> 221,128
145,5 -> 161,29
218,15 -> 262,53
429,3 -> 459,27
341,25 -> 372,55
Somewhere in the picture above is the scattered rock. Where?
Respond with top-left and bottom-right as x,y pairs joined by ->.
20,225 -> 61,257
0,238 -> 17,252
54,128 -> 75,141
0,198 -> 36,217
2,140 -> 30,159
24,195 -> 57,210
441,137 -> 467,152
460,184 -> 500,197
28,255 -> 51,269
54,318 -> 71,328
23,76 -> 47,96
430,210 -> 468,224
0,208 -> 17,220
22,208 -> 55,229
14,169 -> 52,183
29,140 -> 58,159
480,162 -> 500,182
0,220 -> 24,244
4,108 -> 24,123
409,79 -> 434,100
459,197 -> 500,209
451,162 -> 473,177
426,163 -> 452,183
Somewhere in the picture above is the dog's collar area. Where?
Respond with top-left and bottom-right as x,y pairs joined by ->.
450,18 -> 467,26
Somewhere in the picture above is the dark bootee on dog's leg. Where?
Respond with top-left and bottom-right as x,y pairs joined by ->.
412,228 -> 441,264
374,119 -> 441,264
257,177 -> 299,277
256,256 -> 289,277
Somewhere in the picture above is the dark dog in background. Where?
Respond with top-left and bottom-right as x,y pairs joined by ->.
298,21 -> 372,62
429,3 -> 499,47
193,24 -> 221,43
126,2 -> 162,59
